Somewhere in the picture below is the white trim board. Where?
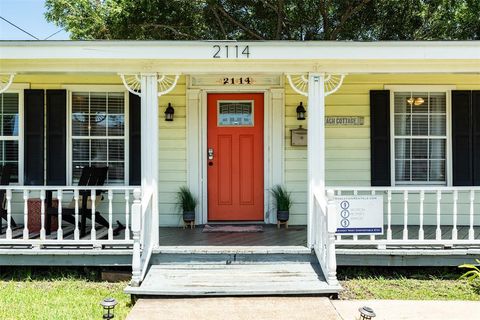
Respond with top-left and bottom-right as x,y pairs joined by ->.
1,41 -> 480,60
186,82 -> 284,225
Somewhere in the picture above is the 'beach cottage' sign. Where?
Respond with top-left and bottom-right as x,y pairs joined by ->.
325,116 -> 364,126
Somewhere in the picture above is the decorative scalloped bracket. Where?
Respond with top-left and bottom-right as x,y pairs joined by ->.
119,73 -> 180,97
286,73 -> 346,97
0,73 -> 16,94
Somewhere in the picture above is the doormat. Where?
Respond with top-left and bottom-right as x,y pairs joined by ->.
202,225 -> 264,233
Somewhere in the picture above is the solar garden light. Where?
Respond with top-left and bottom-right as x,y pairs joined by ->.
358,306 -> 376,320
100,297 -> 117,319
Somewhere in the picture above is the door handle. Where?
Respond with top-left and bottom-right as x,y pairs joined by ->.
208,148 -> 214,160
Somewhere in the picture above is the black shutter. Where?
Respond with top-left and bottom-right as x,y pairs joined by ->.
24,89 -> 44,185
452,91 -> 474,186
46,90 -> 67,185
473,91 -> 480,185
129,93 -> 141,185
370,90 -> 391,186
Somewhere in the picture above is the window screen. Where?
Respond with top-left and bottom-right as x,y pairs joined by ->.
0,93 -> 19,183
393,92 -> 447,184
71,92 -> 125,184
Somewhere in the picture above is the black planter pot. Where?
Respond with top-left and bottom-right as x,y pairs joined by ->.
183,211 -> 195,222
277,210 -> 289,222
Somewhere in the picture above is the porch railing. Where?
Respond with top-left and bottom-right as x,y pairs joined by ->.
131,188 -> 155,286
0,186 -> 136,249
330,186 -> 480,247
313,189 -> 339,286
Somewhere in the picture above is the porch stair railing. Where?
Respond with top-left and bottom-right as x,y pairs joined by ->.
313,189 -> 339,286
0,186 -> 135,248
131,188 -> 155,286
331,186 -> 480,247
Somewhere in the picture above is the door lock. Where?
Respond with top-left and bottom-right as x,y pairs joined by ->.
208,148 -> 214,160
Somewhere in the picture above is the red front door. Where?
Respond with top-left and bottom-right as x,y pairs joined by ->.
207,93 -> 264,221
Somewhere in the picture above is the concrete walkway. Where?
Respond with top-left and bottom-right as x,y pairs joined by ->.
127,297 -> 480,320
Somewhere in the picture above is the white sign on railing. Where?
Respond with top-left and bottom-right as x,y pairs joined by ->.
335,195 -> 384,235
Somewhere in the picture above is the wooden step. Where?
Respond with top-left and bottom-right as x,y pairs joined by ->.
125,262 -> 341,296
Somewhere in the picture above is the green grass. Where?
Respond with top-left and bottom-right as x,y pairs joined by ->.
338,266 -> 480,300
0,267 -> 131,320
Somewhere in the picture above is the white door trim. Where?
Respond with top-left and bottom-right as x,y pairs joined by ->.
186,81 -> 284,225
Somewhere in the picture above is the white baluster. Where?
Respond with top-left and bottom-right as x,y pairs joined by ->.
124,190 -> 130,240
91,189 -> 96,241
74,190 -> 80,240
452,190 -> 458,241
131,189 -> 142,286
370,190 -> 376,241
469,190 -> 475,241
419,190 -> 425,240
108,189 -> 113,240
387,190 -> 392,240
403,190 -> 408,240
40,190 -> 46,240
353,190 -> 358,241
23,190 -> 29,240
57,189 -> 63,240
6,189 -> 12,240
326,189 -> 339,286
436,190 -> 442,240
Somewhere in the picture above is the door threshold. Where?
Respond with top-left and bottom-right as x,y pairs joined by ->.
205,221 -> 266,225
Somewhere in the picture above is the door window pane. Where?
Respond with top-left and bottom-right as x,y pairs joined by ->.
218,101 -> 253,126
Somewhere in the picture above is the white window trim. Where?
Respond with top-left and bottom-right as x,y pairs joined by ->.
385,85 -> 456,187
1,83 -> 28,185
66,86 -> 129,185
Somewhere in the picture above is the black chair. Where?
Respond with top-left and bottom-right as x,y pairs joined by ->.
0,165 -> 15,231
46,166 -> 109,237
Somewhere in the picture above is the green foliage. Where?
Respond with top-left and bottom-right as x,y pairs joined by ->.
175,186 -> 198,212
45,0 -> 480,40
0,267 -> 131,320
270,185 -> 292,211
339,266 -> 480,300
459,259 -> 480,284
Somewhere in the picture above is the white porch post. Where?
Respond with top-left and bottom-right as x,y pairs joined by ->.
307,73 -> 325,248
140,73 -> 159,247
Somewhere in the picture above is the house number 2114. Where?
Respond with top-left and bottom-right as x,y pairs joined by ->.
213,45 -> 250,58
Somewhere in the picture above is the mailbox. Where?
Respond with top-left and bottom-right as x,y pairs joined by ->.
290,125 -> 308,146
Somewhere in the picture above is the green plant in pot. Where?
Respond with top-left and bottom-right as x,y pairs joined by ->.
271,185 -> 292,223
176,186 -> 198,223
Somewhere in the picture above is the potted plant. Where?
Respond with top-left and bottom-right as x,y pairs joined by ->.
271,185 -> 292,223
176,186 -> 198,223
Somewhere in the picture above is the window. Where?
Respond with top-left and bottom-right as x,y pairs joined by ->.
218,101 -> 254,126
0,93 -> 19,182
393,91 -> 447,185
71,92 -> 126,184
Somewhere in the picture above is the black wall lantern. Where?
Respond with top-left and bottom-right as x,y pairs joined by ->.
100,297 -> 117,319
164,103 -> 174,121
296,102 -> 306,120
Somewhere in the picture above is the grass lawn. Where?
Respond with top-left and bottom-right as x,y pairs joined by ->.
338,266 -> 480,300
0,266 -> 478,319
0,268 -> 131,320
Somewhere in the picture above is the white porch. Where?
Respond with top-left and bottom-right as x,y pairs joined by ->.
1,40 -> 480,296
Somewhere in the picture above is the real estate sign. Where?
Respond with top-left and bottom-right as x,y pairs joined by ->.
334,195 -> 384,235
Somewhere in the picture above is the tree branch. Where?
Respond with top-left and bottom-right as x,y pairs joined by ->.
212,7 -> 228,39
329,0 -> 371,40
318,0 -> 329,37
275,0 -> 285,39
214,4 -> 265,40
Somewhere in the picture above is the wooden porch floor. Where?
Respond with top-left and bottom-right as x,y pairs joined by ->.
158,224 -> 480,247
158,225 -> 308,246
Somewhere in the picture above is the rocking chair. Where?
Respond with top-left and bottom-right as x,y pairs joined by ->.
46,166 -> 110,237
0,165 -> 15,231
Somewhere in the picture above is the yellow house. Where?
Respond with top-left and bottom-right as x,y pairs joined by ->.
0,40 -> 479,296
